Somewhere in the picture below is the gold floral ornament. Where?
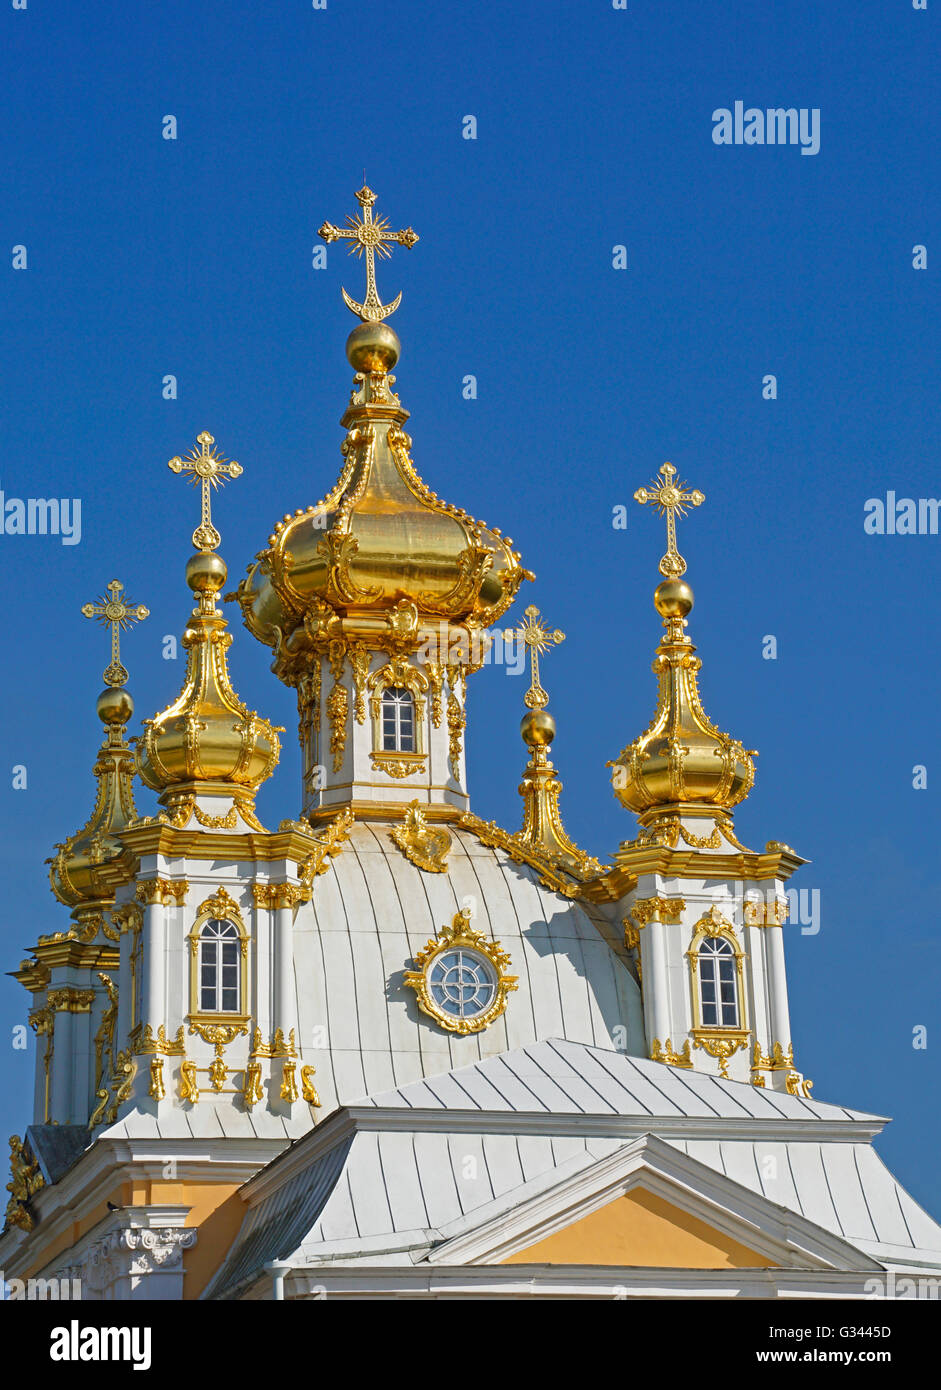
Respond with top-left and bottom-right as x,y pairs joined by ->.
168,430 -> 243,553
48,579 -> 146,924
633,461 -> 704,579
404,908 -> 517,1035
390,800 -> 452,873
4,1135 -> 44,1233
318,184 -> 419,323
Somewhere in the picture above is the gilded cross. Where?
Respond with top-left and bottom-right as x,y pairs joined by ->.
512,605 -> 565,711
168,431 -> 243,552
634,462 -> 705,577
81,580 -> 149,688
318,185 -> 419,323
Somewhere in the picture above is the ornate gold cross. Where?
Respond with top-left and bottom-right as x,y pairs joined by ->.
168,431 -> 243,552
513,605 -> 565,710
634,462 -> 705,577
81,579 -> 149,688
318,185 -> 419,323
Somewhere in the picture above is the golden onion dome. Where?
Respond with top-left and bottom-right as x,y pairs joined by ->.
237,332 -> 531,681
137,544 -> 282,824
48,577 -> 149,918
609,578 -> 756,818
235,187 -> 531,682
48,685 -> 139,912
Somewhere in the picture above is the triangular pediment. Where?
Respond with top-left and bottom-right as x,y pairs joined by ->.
426,1134 -> 883,1273
504,1182 -> 775,1269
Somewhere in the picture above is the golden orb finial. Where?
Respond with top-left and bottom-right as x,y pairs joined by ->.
654,577 -> 694,619
346,319 -> 401,372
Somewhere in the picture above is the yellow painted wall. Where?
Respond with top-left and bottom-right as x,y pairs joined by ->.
22,1178 -> 245,1299
504,1186 -> 776,1268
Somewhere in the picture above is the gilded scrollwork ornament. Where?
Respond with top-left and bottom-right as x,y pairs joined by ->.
390,800 -> 452,873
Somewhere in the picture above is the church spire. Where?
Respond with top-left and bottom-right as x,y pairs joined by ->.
137,432 -> 281,831
48,580 -> 147,929
513,606 -> 603,879
236,184 -> 531,821
608,463 -> 756,841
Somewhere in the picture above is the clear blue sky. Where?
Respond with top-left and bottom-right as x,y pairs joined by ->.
2,1 -> 938,1209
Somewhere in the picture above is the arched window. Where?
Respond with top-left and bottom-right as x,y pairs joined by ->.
198,919 -> 241,1014
381,687 -> 415,752
697,936 -> 739,1029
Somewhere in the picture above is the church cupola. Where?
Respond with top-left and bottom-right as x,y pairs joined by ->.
608,463 -> 756,846
137,433 -> 282,831
48,580 -> 148,930
235,186 -> 532,821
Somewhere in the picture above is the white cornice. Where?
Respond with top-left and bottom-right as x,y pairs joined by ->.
239,1105 -> 885,1207
244,1265 -> 890,1301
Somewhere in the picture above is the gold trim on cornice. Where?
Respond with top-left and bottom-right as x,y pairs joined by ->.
585,843 -> 808,902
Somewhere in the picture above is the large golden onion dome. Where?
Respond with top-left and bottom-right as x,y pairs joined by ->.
235,187 -> 531,682
609,464 -> 756,834
137,437 -> 282,830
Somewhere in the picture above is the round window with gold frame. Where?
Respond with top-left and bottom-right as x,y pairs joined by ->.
404,909 -> 518,1035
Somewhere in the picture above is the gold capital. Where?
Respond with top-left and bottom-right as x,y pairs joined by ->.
81,579 -> 149,688
318,185 -> 419,322
634,462 -> 704,578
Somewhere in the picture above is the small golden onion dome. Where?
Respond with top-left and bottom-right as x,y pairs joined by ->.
235,338 -> 532,683
609,580 -> 756,817
137,551 -> 282,801
48,690 -> 139,911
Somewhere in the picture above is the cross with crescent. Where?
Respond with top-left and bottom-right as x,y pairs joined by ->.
81,579 -> 149,688
634,462 -> 705,577
318,185 -> 419,323
168,430 -> 243,552
512,605 -> 565,711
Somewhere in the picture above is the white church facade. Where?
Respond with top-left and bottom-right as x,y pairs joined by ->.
3,187 -> 939,1300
